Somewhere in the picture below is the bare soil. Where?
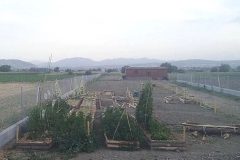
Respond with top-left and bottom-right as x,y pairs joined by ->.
2,75 -> 240,159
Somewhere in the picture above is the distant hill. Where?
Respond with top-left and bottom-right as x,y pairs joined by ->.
37,57 -> 164,68
40,57 -> 240,69
169,59 -> 240,68
2,57 -> 240,70
0,59 -> 36,70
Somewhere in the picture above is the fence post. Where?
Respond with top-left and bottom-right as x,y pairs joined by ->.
227,76 -> 229,89
218,75 -> 221,88
36,85 -> 41,105
21,87 -> 24,119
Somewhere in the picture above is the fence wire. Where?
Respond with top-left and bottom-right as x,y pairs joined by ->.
0,74 -> 101,132
175,73 -> 240,92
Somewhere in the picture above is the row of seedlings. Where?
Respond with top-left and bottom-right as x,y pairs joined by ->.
136,82 -> 186,151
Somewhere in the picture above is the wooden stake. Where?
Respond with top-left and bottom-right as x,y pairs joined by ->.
16,126 -> 19,142
183,126 -> 186,141
184,89 -> 186,99
87,121 -> 90,136
214,101 -> 217,114
196,97 -> 199,105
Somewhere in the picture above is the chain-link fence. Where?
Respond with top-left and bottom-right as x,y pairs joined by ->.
174,73 -> 240,96
0,74 -> 101,132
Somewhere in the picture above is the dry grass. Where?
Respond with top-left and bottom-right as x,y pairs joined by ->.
0,83 -> 39,132
0,83 -> 38,99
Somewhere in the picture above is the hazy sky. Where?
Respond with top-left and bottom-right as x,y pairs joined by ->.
0,0 -> 240,62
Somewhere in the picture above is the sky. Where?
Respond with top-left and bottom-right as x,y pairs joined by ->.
0,0 -> 240,62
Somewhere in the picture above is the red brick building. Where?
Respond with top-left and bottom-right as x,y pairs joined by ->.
125,67 -> 168,80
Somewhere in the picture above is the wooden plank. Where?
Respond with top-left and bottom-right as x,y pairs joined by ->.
151,146 -> 186,151
151,143 -> 184,147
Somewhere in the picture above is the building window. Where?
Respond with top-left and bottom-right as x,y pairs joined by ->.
135,70 -> 138,74
147,72 -> 151,76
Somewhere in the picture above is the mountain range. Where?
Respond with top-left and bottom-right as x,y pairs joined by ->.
0,59 -> 36,70
1,57 -> 240,70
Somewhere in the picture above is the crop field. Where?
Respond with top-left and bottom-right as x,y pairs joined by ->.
2,74 -> 240,159
0,72 -> 84,83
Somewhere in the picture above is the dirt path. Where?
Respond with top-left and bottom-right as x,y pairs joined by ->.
184,88 -> 240,119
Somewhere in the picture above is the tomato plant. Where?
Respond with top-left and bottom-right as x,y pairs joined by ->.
27,99 -> 98,153
136,82 -> 172,140
102,107 -> 143,143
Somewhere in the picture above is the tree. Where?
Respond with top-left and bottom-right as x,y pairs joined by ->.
121,66 -> 129,74
54,67 -> 60,72
219,64 -> 230,72
65,69 -> 73,75
160,62 -> 178,73
236,66 -> 240,72
106,68 -> 117,73
210,66 -> 218,72
85,70 -> 92,75
0,65 -> 11,72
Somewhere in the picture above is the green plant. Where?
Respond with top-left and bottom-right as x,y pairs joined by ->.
27,99 -> 98,153
103,107 -> 143,143
55,112 -> 98,153
27,99 -> 70,140
136,82 -> 153,130
149,120 -> 171,140
135,82 -> 172,140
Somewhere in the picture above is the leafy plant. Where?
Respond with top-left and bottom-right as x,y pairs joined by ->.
136,82 -> 153,130
55,112 -> 98,153
103,107 -> 143,143
27,99 -> 71,140
27,99 -> 98,153
149,120 -> 171,140
136,82 -> 172,140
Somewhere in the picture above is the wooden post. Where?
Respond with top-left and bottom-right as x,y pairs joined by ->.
87,121 -> 90,136
16,126 -> 19,142
183,89 -> 186,99
214,101 -> 217,114
183,126 -> 186,141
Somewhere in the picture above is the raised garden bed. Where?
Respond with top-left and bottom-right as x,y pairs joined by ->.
17,136 -> 54,150
178,96 -> 196,104
102,106 -> 142,150
182,122 -> 240,134
67,97 -> 83,109
104,133 -> 140,149
139,126 -> 185,151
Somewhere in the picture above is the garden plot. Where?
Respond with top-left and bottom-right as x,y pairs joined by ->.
3,74 -> 240,159
86,76 -> 240,154
78,96 -> 96,115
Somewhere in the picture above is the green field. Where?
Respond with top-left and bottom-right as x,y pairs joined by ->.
0,72 -> 85,83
